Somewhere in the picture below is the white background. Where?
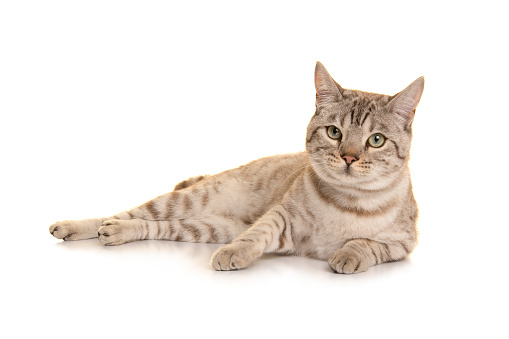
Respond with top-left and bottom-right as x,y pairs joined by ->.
1,1 -> 508,338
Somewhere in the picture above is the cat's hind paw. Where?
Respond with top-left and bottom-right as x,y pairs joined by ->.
49,220 -> 98,241
98,219 -> 137,246
50,221 -> 76,241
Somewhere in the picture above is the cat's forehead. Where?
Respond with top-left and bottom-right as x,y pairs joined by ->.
339,89 -> 391,109
321,89 -> 392,127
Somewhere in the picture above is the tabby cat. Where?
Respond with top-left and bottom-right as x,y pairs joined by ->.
50,62 -> 424,274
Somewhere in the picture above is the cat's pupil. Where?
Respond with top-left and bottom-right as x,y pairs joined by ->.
374,135 -> 380,143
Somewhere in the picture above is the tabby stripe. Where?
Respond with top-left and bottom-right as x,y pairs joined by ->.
145,200 -> 159,219
277,220 -> 287,250
155,221 -> 162,239
340,112 -> 347,126
379,244 -> 387,262
369,119 -> 376,132
174,222 -> 184,241
183,195 -> 192,213
370,246 -> 380,264
309,170 -> 397,217
143,220 -> 150,239
360,111 -> 371,126
180,221 -> 201,242
400,241 -> 410,254
349,242 -> 366,258
306,127 -> 320,143
383,243 -> 391,258
355,111 -> 362,126
199,220 -> 218,243
168,222 -> 175,239
254,175 -> 267,192
201,190 -> 210,209
164,192 -> 181,220
389,140 -> 406,160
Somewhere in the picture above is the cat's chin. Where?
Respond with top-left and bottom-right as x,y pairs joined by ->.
317,170 -> 371,186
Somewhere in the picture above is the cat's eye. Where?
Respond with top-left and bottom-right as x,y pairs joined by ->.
327,126 -> 342,140
367,133 -> 386,148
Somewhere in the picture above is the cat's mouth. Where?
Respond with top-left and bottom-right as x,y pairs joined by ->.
341,164 -> 372,179
343,166 -> 363,178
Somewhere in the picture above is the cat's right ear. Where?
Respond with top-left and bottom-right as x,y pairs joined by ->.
315,62 -> 343,108
388,76 -> 425,126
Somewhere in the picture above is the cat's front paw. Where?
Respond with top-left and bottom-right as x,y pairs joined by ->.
211,243 -> 257,271
328,248 -> 370,274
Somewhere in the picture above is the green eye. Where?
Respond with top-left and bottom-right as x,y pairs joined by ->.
327,126 -> 342,140
368,133 -> 386,148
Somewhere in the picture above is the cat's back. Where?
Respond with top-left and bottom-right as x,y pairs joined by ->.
182,152 -> 308,224
237,152 -> 309,191
209,152 -> 308,195
239,151 -> 307,173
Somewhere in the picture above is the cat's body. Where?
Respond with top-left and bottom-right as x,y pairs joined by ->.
50,62 -> 424,274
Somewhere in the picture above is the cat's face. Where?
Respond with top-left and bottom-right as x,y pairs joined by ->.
306,62 -> 424,186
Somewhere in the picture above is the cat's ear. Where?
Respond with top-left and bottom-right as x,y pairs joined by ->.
315,61 -> 343,107
388,76 -> 425,125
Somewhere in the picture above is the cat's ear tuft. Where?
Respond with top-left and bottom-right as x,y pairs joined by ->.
388,76 -> 424,125
315,62 -> 343,108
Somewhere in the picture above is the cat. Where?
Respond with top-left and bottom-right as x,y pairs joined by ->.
50,62 -> 424,274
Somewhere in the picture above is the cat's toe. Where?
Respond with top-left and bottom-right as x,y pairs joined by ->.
328,249 -> 369,274
211,245 -> 255,271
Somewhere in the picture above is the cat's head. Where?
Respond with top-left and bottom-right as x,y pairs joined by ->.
306,62 -> 424,186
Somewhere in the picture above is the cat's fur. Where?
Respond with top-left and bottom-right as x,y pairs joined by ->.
50,62 -> 424,274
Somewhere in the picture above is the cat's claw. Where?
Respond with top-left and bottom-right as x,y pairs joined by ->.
328,248 -> 370,274
211,244 -> 257,271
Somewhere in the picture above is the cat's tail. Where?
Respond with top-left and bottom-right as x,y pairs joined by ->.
173,175 -> 210,191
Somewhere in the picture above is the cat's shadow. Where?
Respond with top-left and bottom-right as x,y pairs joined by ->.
55,239 -> 414,279
55,238 -> 221,261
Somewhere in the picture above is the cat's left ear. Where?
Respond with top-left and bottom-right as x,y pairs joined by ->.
388,76 -> 424,126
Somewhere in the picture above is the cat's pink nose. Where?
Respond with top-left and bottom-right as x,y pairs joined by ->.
342,155 -> 358,165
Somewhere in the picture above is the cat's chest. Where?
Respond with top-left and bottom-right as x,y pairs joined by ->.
320,203 -> 398,238
289,199 -> 400,260
299,194 -> 401,242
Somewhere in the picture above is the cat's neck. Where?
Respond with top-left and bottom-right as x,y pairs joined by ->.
307,166 -> 411,211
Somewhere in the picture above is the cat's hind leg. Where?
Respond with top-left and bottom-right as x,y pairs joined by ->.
97,217 -> 242,246
50,218 -> 107,241
49,211 -> 138,241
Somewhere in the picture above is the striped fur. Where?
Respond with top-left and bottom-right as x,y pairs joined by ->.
50,62 -> 424,274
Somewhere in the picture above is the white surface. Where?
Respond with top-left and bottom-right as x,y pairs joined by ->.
1,1 -> 508,338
